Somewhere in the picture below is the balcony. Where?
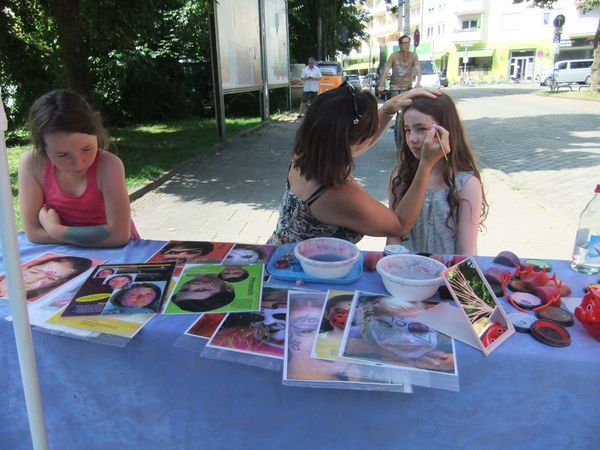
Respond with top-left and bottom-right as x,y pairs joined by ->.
453,0 -> 485,14
452,27 -> 484,44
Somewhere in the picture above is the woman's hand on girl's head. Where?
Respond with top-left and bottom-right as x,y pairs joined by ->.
383,88 -> 442,116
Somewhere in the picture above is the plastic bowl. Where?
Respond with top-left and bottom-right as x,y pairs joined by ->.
294,237 -> 360,279
376,254 -> 447,302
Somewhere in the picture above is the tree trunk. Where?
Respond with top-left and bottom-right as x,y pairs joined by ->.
48,0 -> 93,100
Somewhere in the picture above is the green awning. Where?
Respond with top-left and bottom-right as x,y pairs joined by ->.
465,49 -> 495,58
344,62 -> 371,71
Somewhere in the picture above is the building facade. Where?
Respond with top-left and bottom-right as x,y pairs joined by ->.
345,0 -> 598,84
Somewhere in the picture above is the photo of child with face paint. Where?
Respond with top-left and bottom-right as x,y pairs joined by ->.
0,254 -> 93,302
341,294 -> 456,373
314,294 -> 353,359
207,287 -> 289,358
102,282 -> 163,315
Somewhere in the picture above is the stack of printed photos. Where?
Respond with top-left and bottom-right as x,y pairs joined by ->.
184,284 -> 459,392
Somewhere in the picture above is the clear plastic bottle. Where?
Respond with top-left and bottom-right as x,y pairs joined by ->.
571,184 -> 600,274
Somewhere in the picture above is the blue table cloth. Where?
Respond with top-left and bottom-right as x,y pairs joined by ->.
2,234 -> 599,450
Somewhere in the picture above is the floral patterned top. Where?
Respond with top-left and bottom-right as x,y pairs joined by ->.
268,181 -> 363,245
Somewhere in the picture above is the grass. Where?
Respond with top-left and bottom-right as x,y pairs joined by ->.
4,116 -> 262,230
534,87 -> 600,101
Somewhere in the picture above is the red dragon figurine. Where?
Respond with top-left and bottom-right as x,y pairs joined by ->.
575,288 -> 600,342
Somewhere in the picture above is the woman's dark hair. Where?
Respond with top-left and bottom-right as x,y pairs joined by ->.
293,84 -> 379,186
161,241 -> 214,256
25,256 -> 93,299
391,93 -> 488,231
29,89 -> 111,157
110,282 -> 162,309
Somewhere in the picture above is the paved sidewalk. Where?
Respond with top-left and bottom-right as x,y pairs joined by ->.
131,88 -> 600,261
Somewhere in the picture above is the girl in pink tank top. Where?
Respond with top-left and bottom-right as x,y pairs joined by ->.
19,89 -> 139,247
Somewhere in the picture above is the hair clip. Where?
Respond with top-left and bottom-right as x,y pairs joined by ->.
352,118 -> 360,125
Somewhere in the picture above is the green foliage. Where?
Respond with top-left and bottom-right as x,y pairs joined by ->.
0,0 -> 211,126
288,0 -> 370,62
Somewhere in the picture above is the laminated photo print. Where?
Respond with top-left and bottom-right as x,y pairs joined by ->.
283,291 -> 411,392
147,240 -> 234,275
185,313 -> 227,339
223,243 -> 276,266
311,290 -> 354,361
339,292 -> 459,391
164,263 -> 263,314
61,263 -> 175,317
0,252 -> 104,303
206,286 -> 290,359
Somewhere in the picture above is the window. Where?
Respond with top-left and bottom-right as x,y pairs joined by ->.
571,61 -> 592,69
556,62 -> 567,70
543,12 -> 550,25
426,25 -> 434,38
461,19 -> 478,30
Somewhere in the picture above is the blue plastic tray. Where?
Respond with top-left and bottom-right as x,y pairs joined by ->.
267,243 -> 364,284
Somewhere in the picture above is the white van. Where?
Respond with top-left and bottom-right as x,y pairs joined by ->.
417,56 -> 441,88
540,59 -> 592,86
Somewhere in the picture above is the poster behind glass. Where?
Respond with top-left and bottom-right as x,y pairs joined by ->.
217,0 -> 262,91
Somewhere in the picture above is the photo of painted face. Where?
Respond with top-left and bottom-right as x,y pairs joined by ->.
104,274 -> 134,290
172,274 -> 235,313
342,294 -> 455,372
103,282 -> 163,315
158,241 -> 214,264
225,244 -> 266,265
94,268 -> 115,278
217,265 -> 249,282
0,255 -> 92,301
253,288 -> 289,348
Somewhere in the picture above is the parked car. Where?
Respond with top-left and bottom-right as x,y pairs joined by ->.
418,56 -> 441,88
345,74 -> 362,90
540,59 -> 592,86
361,73 -> 379,90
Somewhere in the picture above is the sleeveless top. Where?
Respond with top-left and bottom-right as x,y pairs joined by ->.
390,52 -> 419,90
401,171 -> 474,255
43,153 -> 140,239
268,181 -> 364,245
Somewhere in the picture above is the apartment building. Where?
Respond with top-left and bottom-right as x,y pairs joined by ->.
345,0 -> 598,84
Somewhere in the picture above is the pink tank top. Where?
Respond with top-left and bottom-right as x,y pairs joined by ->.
43,153 -> 140,239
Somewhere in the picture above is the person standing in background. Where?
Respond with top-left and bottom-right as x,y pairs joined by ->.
298,57 -> 322,118
378,35 -> 422,95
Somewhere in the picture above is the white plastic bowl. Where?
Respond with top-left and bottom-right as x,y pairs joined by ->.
294,237 -> 360,279
376,254 -> 447,302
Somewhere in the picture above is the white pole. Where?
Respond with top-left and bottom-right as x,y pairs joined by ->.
0,94 -> 49,449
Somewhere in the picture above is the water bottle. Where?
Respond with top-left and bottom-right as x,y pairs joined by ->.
571,184 -> 600,274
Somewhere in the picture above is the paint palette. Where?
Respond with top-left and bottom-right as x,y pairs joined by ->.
267,243 -> 363,284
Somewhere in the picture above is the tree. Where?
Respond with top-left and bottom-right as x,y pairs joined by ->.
288,0 -> 369,62
514,0 -> 600,92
